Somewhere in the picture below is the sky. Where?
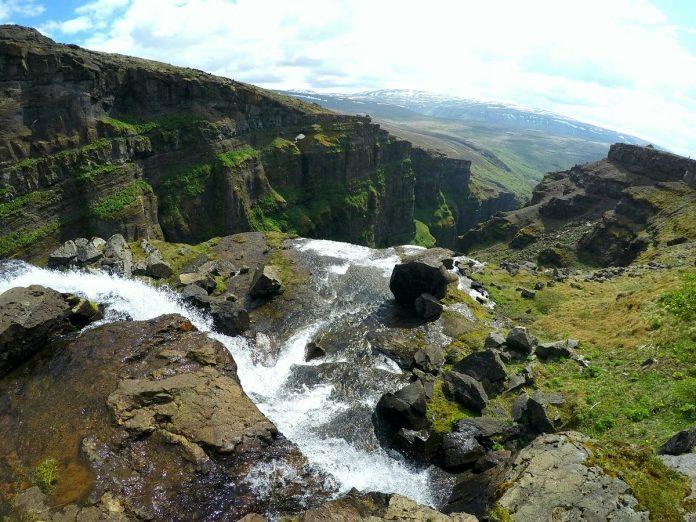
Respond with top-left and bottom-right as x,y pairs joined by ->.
1,0 -> 695,156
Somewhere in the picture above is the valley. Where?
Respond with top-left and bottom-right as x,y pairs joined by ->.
0,23 -> 694,522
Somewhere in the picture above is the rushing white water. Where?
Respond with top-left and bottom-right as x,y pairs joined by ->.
0,239 -> 485,508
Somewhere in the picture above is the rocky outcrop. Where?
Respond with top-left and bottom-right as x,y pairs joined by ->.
0,25 -> 504,260
458,144 -> 696,267
0,313 -> 333,519
497,432 -> 648,520
0,284 -> 101,375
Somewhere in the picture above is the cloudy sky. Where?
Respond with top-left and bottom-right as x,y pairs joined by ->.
2,0 -> 695,156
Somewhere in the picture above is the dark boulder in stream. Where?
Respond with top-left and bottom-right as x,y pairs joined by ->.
389,249 -> 457,310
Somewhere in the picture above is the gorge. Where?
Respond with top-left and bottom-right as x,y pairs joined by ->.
1,23 -> 695,522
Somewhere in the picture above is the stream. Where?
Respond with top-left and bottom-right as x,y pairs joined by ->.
0,238 -> 490,509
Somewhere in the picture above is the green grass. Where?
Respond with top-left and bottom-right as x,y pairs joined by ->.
0,220 -> 60,257
411,220 -> 436,248
0,190 -> 56,220
35,458 -> 60,493
427,379 -> 472,432
659,273 -> 696,322
72,164 -> 119,183
217,146 -> 259,168
89,180 -> 152,220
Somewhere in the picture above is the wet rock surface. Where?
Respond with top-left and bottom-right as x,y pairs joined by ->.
0,313 -> 333,520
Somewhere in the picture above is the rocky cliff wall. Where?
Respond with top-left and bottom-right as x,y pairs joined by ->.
0,25 -> 513,258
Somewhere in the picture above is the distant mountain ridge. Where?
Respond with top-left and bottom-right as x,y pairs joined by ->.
285,89 -> 649,146
280,89 -> 652,201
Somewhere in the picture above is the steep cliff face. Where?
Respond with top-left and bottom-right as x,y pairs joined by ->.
459,144 -> 696,267
0,25 -> 514,259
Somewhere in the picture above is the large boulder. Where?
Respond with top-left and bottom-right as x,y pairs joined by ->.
443,371 -> 488,412
389,252 -> 457,308
249,265 -> 284,298
47,240 -> 77,268
512,391 -> 561,434
375,381 -> 430,431
101,234 -> 133,277
208,300 -> 250,336
506,326 -> 537,355
441,427 -> 486,469
74,237 -> 103,265
452,349 -> 507,395
0,285 -> 97,375
497,432 -> 648,521
145,253 -> 173,279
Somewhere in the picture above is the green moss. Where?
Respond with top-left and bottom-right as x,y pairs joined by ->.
100,116 -> 159,134
411,220 -> 436,248
427,379 -> 472,432
266,137 -> 300,154
488,503 -> 513,522
89,180 -> 152,220
217,146 -> 259,168
586,443 -> 690,521
0,220 -> 60,257
35,458 -> 60,493
0,190 -> 56,220
73,164 -> 118,183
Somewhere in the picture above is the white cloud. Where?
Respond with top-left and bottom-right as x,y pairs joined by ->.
40,0 -> 696,156
0,0 -> 44,22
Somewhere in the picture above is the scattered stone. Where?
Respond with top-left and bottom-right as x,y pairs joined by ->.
395,427 -> 442,461
519,288 -> 536,299
68,297 -> 103,327
179,272 -> 216,293
442,429 -> 485,468
249,265 -> 284,298
101,234 -> 133,277
657,425 -> 696,455
47,240 -> 77,268
535,339 -> 578,360
414,292 -> 444,320
443,371 -> 489,412
452,349 -> 507,395
74,237 -> 102,265
375,381 -> 429,431
512,391 -> 558,434
180,284 -> 211,308
483,331 -> 505,350
506,326 -> 537,354
146,254 -> 173,279
640,357 -> 656,368
533,281 -> 544,291
412,345 -> 445,373
304,341 -> 326,361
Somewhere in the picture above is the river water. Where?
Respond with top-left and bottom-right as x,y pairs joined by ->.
0,238 -> 488,508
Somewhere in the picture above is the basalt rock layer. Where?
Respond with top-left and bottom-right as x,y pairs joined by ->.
0,25 -> 513,259
459,143 -> 696,267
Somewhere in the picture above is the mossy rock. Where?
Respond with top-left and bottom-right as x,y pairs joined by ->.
537,245 -> 573,267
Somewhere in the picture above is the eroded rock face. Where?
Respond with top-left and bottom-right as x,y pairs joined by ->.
0,314 -> 333,520
498,432 -> 648,521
